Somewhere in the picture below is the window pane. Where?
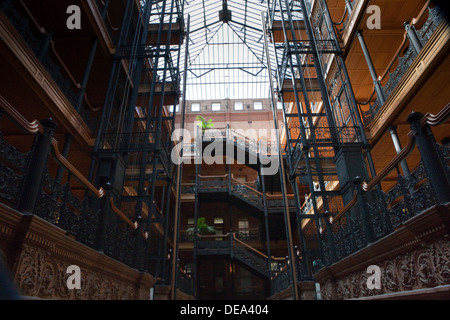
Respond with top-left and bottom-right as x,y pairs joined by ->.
191,103 -> 200,112
212,103 -> 221,111
234,102 -> 243,110
254,102 -> 262,110
238,219 -> 249,238
238,219 -> 249,229
169,105 -> 179,113
214,217 -> 224,224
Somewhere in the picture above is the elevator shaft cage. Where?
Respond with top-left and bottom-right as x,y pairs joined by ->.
266,0 -> 375,268
92,0 -> 185,277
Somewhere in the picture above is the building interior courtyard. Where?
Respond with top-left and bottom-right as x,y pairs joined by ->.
0,0 -> 449,301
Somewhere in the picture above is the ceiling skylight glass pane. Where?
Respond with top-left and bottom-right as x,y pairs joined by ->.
179,0 -> 279,102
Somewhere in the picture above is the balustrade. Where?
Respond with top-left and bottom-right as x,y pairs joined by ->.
94,0 -> 120,44
0,96 -> 150,271
358,1 -> 446,127
317,103 -> 450,266
194,126 -> 278,157
0,0 -> 102,132
270,255 -> 307,296
184,173 -> 296,213
332,0 -> 355,41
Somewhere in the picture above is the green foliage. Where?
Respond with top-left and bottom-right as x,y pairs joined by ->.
196,115 -> 214,132
186,217 -> 216,239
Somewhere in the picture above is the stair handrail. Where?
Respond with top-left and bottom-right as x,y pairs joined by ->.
109,197 -> 138,230
199,126 -> 275,157
232,232 -> 285,262
0,94 -> 105,198
362,100 -> 450,193
362,131 -> 416,192
232,178 -> 295,200
198,174 -> 228,179
378,33 -> 408,84
196,173 -> 295,201
51,138 -> 105,198
228,127 -> 253,143
109,197 -> 149,239
324,133 -> 416,230
0,95 -> 42,134
420,102 -> 450,127
197,232 -> 230,240
231,176 -> 264,197
227,127 -> 265,154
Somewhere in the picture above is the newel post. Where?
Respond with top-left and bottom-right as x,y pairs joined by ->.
96,182 -> 112,252
16,118 -> 57,215
354,176 -> 374,244
407,112 -> 450,204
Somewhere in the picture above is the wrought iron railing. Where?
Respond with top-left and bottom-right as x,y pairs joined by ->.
332,0 -> 356,42
270,241 -> 314,296
232,234 -> 273,278
177,267 -> 194,296
316,103 -> 450,267
94,0 -> 120,44
99,130 -> 173,178
161,254 -> 194,296
182,174 -> 296,213
234,227 -> 261,242
231,177 -> 265,209
185,226 -> 300,295
0,96 -> 151,271
288,124 -> 362,146
0,0 -> 101,132
271,265 -> 291,295
359,1 -> 446,127
193,125 -> 277,158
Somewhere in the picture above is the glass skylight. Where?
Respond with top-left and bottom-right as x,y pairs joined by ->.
179,0 -> 277,101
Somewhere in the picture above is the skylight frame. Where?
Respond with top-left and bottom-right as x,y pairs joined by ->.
179,0 -> 280,101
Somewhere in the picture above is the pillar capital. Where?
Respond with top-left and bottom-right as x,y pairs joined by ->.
407,111 -> 424,125
387,124 -> 398,133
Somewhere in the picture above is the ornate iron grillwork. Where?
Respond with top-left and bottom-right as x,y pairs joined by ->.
0,128 -> 30,206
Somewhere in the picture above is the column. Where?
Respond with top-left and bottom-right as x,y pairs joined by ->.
387,125 -> 411,177
356,31 -> 385,107
404,21 -> 423,54
407,112 -> 450,204
16,119 -> 57,215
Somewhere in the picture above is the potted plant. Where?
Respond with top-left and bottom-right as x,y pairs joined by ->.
196,115 -> 214,134
186,217 -> 216,240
